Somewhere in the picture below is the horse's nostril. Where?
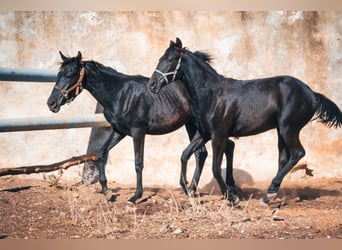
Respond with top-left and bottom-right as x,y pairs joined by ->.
151,82 -> 157,90
47,100 -> 58,112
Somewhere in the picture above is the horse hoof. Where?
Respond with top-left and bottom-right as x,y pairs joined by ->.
228,194 -> 240,206
262,193 -> 278,205
127,198 -> 136,205
187,189 -> 197,197
104,190 -> 113,201
267,192 -> 278,200
262,196 -> 270,205
232,196 -> 240,206
181,187 -> 190,196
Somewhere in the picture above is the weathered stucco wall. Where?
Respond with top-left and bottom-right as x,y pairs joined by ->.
0,11 -> 341,190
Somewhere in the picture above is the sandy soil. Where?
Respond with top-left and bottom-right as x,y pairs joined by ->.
0,175 -> 341,239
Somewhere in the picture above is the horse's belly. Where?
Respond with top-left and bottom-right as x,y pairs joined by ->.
147,112 -> 190,135
231,115 -> 277,137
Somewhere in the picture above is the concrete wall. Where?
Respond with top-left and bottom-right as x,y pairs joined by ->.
0,11 -> 341,190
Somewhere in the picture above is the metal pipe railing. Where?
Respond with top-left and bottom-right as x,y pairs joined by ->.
0,68 -> 57,82
0,114 -> 111,132
0,68 -> 111,132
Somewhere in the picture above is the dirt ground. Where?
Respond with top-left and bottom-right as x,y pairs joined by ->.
0,174 -> 341,239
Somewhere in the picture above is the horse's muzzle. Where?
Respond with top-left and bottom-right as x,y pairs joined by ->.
149,81 -> 162,94
47,99 -> 60,113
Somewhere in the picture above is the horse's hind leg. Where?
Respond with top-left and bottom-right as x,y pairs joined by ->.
224,139 -> 236,187
266,130 -> 305,202
276,129 -> 290,173
263,131 -> 290,203
224,139 -> 241,201
266,129 -> 291,194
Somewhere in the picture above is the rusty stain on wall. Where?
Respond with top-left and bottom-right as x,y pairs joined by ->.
0,11 -> 341,187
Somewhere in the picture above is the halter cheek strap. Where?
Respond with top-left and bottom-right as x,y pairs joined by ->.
154,54 -> 183,84
54,66 -> 85,103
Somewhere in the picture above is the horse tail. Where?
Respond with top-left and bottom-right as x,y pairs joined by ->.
313,92 -> 342,128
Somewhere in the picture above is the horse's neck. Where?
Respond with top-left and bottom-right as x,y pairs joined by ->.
181,59 -> 221,124
83,62 -> 126,106
151,81 -> 189,109
184,56 -> 220,89
182,62 -> 211,103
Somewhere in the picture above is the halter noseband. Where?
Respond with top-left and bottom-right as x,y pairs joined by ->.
54,66 -> 85,103
154,53 -> 183,84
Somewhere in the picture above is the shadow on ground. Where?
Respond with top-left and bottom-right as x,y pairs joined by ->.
199,168 -> 341,201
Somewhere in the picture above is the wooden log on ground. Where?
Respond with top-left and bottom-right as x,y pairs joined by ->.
0,153 -> 98,177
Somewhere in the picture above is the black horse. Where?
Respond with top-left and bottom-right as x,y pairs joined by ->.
47,51 -> 209,204
148,38 -> 342,203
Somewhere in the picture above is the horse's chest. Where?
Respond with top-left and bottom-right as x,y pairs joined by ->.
104,110 -> 133,133
195,99 -> 234,134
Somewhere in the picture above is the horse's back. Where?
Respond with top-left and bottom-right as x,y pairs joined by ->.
226,75 -> 317,136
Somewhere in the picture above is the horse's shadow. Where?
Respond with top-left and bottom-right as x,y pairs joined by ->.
200,168 -> 341,201
200,168 -> 254,196
0,186 -> 33,193
277,186 -> 341,201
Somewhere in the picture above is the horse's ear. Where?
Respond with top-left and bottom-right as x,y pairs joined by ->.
77,51 -> 82,62
175,37 -> 182,48
169,40 -> 176,47
59,51 -> 68,62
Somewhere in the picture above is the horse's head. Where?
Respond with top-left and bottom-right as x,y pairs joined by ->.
47,51 -> 85,113
148,37 -> 184,93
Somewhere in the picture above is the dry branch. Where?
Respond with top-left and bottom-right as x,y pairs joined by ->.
0,152 -> 98,177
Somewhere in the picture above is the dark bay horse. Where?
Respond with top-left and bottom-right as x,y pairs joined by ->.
47,51 -> 208,204
148,38 -> 342,203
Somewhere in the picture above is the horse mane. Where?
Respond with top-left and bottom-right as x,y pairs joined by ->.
79,60 -> 128,79
59,55 -> 122,76
85,60 -> 147,81
87,60 -> 122,76
193,51 -> 214,64
188,49 -> 223,80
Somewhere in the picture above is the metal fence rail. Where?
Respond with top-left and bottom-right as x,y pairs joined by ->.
0,67 -> 57,82
0,115 -> 111,132
0,68 -> 110,132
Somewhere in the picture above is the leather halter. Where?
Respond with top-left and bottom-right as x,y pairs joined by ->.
54,66 -> 85,103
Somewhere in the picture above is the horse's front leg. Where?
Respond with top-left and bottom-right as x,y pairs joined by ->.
187,146 -> 207,194
185,122 -> 208,194
128,131 -> 146,204
180,132 -> 208,196
212,136 -> 239,205
97,130 -> 125,198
